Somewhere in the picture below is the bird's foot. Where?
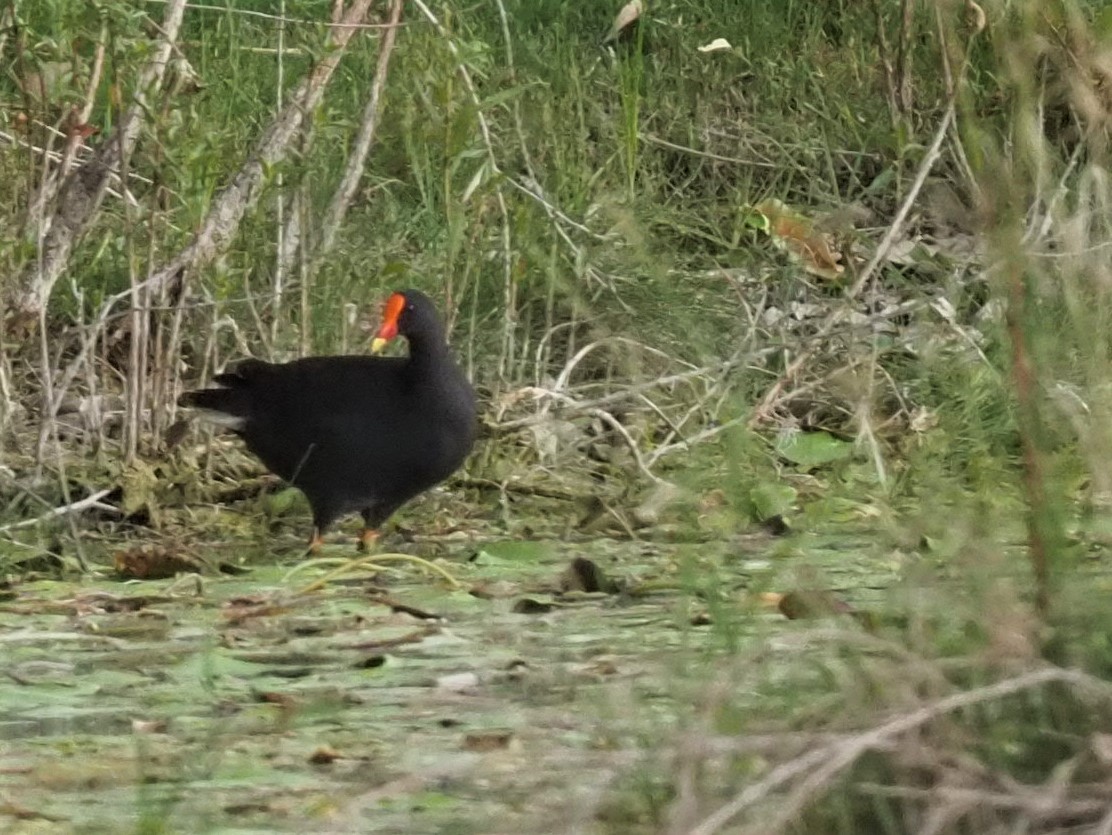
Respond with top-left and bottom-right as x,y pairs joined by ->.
306,528 -> 325,555
357,528 -> 380,552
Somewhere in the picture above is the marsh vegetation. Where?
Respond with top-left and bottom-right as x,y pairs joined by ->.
3,0 -> 1112,832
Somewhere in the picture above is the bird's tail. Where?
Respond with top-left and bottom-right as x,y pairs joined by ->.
178,359 -> 271,430
177,388 -> 249,429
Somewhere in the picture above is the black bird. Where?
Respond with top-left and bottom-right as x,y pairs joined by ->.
179,289 -> 476,552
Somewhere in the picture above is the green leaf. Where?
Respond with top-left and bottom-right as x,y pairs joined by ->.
749,482 -> 797,519
120,460 -> 159,522
1096,4 -> 1112,43
263,487 -> 304,518
473,540 -> 553,565
741,207 -> 770,232
864,166 -> 895,195
775,431 -> 853,470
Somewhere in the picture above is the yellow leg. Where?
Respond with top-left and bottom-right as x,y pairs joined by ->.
307,528 -> 324,555
357,528 -> 380,552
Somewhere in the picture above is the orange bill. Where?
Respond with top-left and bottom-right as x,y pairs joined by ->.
371,293 -> 406,353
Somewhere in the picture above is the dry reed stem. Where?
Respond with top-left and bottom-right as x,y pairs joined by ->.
140,0 -> 399,29
0,127 -> 147,205
11,0 -> 187,320
690,666 -> 1112,835
0,489 -> 115,534
317,0 -> 404,258
859,782 -> 1112,828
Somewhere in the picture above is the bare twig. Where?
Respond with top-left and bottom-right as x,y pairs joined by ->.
846,100 -> 955,299
0,127 -> 149,207
0,489 -> 114,533
639,132 -> 779,169
747,349 -> 814,428
588,407 -> 665,484
857,783 -> 1110,824
494,355 -> 748,431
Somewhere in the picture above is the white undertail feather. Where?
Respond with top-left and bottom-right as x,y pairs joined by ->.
192,409 -> 246,430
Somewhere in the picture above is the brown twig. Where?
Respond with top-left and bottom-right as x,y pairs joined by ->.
857,782 -> 1111,825
1004,256 -> 1052,618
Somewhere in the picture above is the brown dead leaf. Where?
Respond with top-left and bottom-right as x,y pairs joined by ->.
754,199 -> 845,280
760,589 -> 855,620
64,107 -> 97,142
559,557 -> 618,594
512,597 -> 555,614
468,580 -> 521,599
308,745 -> 342,764
114,544 -> 207,580
462,731 -> 515,752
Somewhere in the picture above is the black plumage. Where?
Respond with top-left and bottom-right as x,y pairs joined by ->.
179,289 -> 476,550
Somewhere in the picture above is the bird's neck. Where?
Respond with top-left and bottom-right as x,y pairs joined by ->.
404,333 -> 449,372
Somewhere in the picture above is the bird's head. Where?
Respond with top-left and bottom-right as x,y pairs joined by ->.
370,289 -> 441,353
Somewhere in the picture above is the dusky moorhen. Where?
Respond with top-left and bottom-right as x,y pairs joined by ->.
179,289 -> 476,551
